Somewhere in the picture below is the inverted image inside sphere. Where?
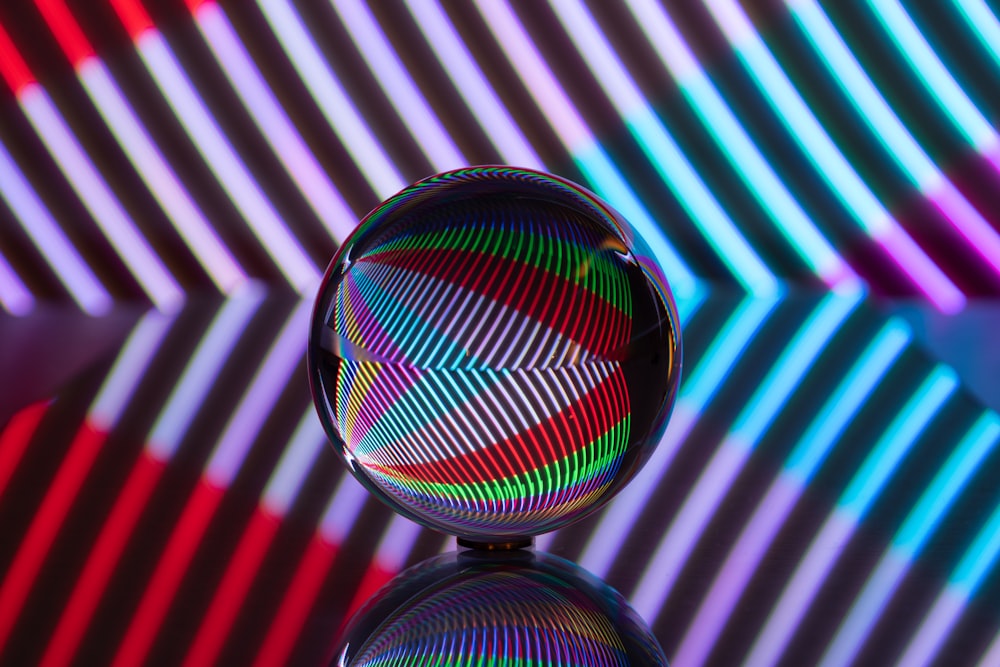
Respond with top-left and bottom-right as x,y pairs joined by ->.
309,167 -> 681,542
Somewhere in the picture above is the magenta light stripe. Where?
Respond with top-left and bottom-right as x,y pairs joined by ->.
332,0 -> 465,171
0,253 -> 32,315
204,298 -> 312,487
130,29 -> 320,292
401,0 -> 543,167
0,142 -> 111,314
148,285 -> 266,460
77,60 -> 247,293
255,0 -> 405,196
192,2 -> 356,242
261,412 -> 326,516
18,85 -> 184,310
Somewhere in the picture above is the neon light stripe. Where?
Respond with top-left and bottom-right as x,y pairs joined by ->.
110,481 -> 226,667
701,0 -> 965,312
789,0 -> 1000,280
203,299 -> 311,486
0,142 -> 111,314
550,0 -> 779,295
630,293 -> 859,622
401,0 -> 543,167
817,414 -> 1000,667
672,319 -> 910,667
104,0 -> 319,292
0,22 -> 34,93
191,1 -> 357,242
148,287 -> 265,459
0,310 -> 171,655
578,295 -> 777,577
954,0 -> 1000,72
260,413 -> 326,516
745,368 -> 958,667
332,0 -> 465,171
867,0 -> 999,153
0,251 -> 33,315
471,0 -> 700,297
255,0 -> 405,195
0,402 -> 49,499
624,0 -> 854,289
253,475 -> 367,667
17,84 -> 184,309
37,453 -> 166,667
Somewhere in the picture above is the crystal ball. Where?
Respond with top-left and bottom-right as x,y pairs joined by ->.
308,166 -> 681,543
334,550 -> 667,666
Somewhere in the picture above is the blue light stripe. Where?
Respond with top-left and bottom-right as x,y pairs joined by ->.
730,292 -> 861,446
839,368 -> 958,521
784,319 -> 911,485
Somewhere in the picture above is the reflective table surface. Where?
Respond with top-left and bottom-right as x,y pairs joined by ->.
2,289 -> 999,666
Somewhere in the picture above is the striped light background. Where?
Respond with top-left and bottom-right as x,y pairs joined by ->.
1,1 -> 999,665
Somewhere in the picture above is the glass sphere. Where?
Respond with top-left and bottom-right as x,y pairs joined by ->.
334,549 -> 668,666
309,166 -> 681,543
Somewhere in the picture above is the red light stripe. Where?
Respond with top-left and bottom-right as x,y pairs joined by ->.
33,0 -> 95,65
341,560 -> 397,625
38,452 -> 165,667
181,508 -> 281,667
0,422 -> 106,655
110,480 -> 225,667
0,401 -> 49,500
0,21 -> 36,93
108,0 -> 155,40
251,535 -> 339,667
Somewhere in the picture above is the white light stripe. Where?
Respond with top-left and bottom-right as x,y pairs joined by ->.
205,298 -> 312,487
550,0 -> 779,295
261,411 -> 326,516
868,0 -> 998,152
148,285 -> 266,459
90,310 -> 175,430
371,513 -> 425,573
895,589 -> 965,667
133,30 -> 320,292
19,85 -> 184,310
193,3 -> 356,242
402,0 -> 543,167
702,0 -> 965,312
256,0 -> 405,195
472,0 -> 699,297
954,0 -> 1000,71
625,0 -> 855,286
77,59 -> 248,293
0,252 -> 33,315
788,0 -> 1000,279
332,0 -> 465,171
0,142 -> 111,314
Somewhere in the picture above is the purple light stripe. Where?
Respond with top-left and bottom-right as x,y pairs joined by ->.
204,298 -> 312,487
76,59 -> 247,293
894,589 -> 965,667
0,142 -> 111,314
90,311 -> 175,430
401,0 -> 543,167
331,0 -> 466,171
255,0 -> 405,195
148,285 -> 266,460
18,85 -> 184,310
318,473 -> 370,545
975,625 -> 1000,666
192,2 -> 356,242
129,29 -> 319,292
261,411 -> 325,517
0,253 -> 32,315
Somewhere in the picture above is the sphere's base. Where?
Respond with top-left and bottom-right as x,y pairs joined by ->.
457,536 -> 534,551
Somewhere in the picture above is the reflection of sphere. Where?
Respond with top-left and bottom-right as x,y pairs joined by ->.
335,550 -> 667,666
309,166 -> 681,542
